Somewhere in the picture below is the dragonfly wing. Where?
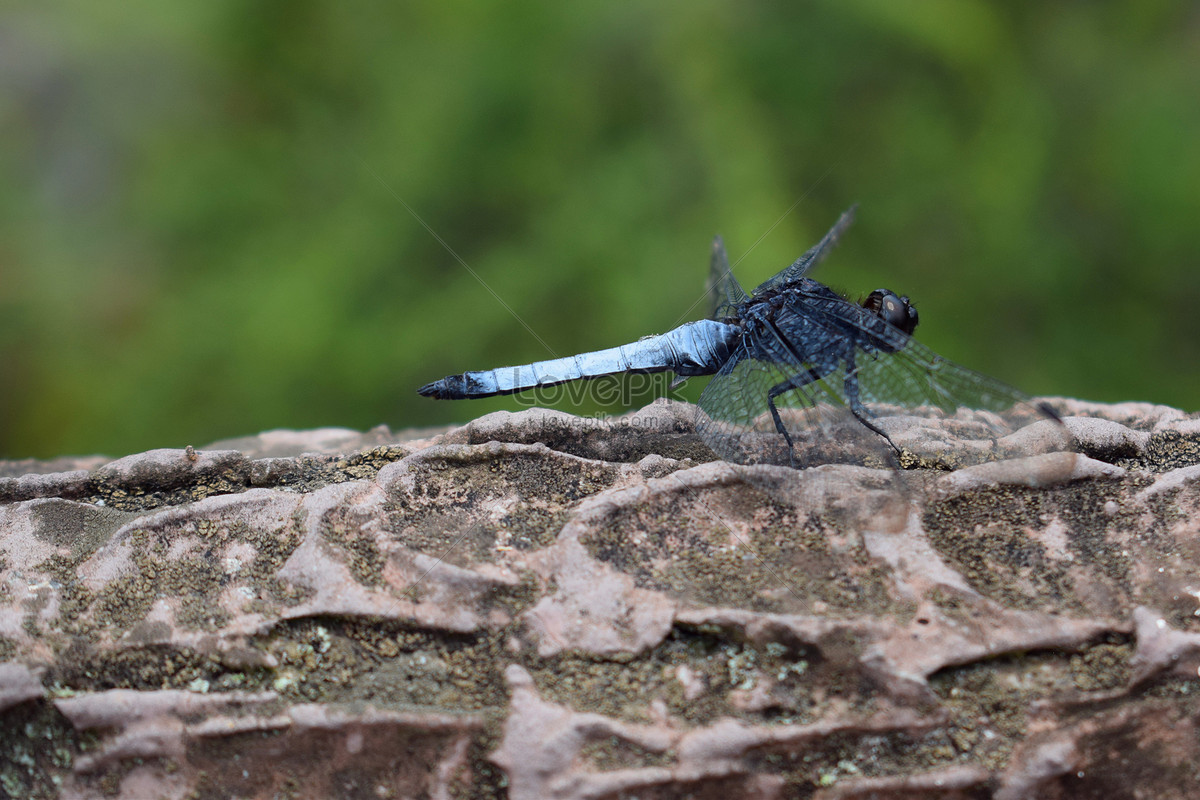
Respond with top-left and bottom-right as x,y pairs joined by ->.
697,356 -> 900,468
752,205 -> 858,295
790,299 -> 1072,467
695,317 -> 899,469
707,235 -> 750,321
697,296 -> 1069,469
834,337 -> 1069,467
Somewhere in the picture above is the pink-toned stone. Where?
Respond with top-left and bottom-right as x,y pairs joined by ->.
2,400 -> 1200,797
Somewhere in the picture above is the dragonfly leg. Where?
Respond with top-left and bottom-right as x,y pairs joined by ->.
767,368 -> 823,467
843,363 -> 901,456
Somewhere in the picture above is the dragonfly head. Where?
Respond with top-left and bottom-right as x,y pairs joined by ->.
863,289 -> 919,336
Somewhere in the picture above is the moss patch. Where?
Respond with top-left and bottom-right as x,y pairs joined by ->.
584,489 -> 898,617
528,625 -> 827,727
0,700 -> 91,800
30,499 -> 135,561
924,479 -> 1140,613
387,451 -> 621,565
930,633 -> 1134,771
1133,430 -> 1200,472
258,617 -> 510,711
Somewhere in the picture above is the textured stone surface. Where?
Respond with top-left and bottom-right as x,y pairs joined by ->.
2,399 -> 1200,798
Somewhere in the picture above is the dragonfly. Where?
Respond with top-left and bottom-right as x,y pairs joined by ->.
418,207 -> 1067,469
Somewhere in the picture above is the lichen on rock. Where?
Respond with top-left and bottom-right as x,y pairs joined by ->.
2,399 -> 1200,798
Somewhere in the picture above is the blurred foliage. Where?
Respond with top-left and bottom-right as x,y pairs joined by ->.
1,1 -> 1198,458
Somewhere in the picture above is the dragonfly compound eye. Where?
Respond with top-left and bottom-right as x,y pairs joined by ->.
864,289 -> 919,335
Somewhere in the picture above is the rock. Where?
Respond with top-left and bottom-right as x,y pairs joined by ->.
2,398 -> 1200,798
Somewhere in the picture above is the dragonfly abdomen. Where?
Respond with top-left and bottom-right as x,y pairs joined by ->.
417,319 -> 737,400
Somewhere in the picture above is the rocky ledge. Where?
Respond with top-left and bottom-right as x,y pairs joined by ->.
3,399 -> 1200,799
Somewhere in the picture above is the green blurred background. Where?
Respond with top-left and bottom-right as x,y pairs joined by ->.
2,1 -> 1198,459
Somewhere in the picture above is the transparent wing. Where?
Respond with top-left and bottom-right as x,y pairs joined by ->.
707,235 -> 749,321
696,296 -> 1070,469
752,205 -> 857,295
835,334 -> 1070,468
696,352 -> 900,468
